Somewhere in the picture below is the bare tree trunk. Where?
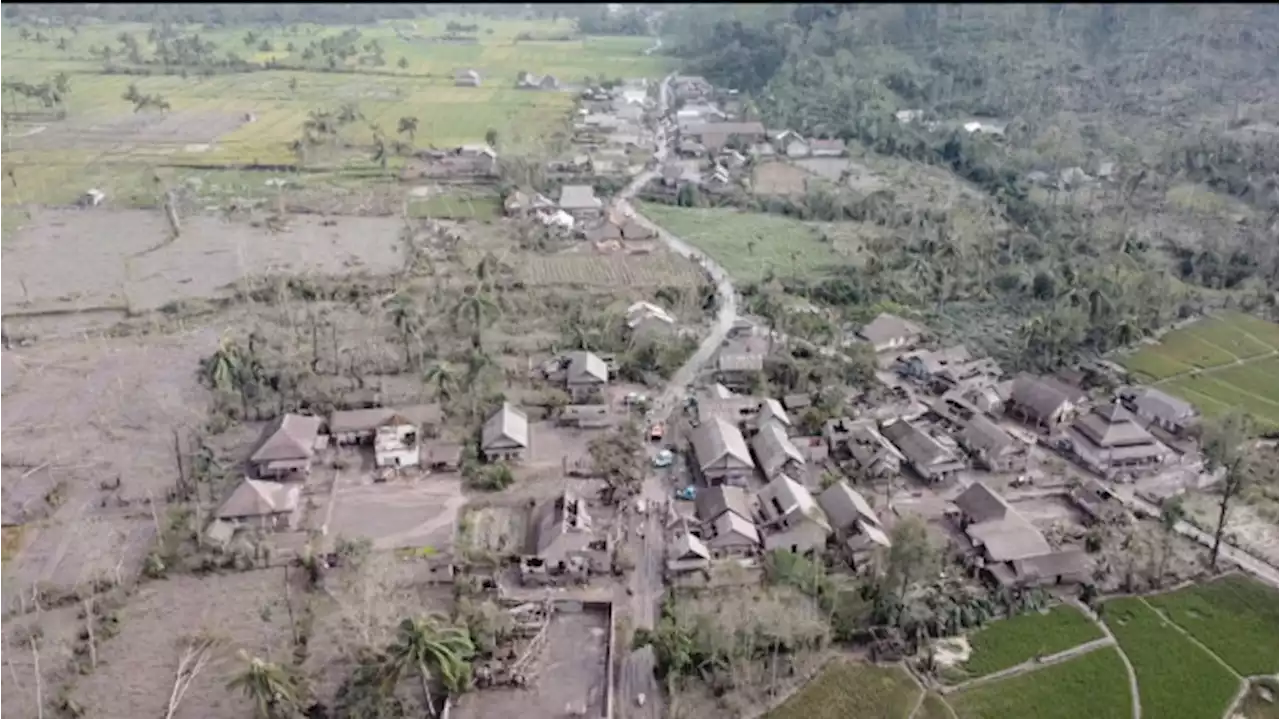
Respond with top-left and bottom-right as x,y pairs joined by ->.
31,636 -> 43,719
83,596 -> 97,670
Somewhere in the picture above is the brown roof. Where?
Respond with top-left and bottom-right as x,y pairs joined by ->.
250,414 -> 322,463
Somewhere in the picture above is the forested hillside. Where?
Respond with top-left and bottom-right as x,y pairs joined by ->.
662,4 -> 1278,368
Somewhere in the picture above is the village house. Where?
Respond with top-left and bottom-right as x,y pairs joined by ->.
455,68 -> 482,87
557,184 -> 603,220
481,403 -> 530,463
857,313 -> 924,353
752,398 -> 792,435
667,531 -> 712,574
898,345 -> 972,383
672,74 -> 713,101
682,121 -> 768,151
401,146 -> 497,181
1064,403 -> 1171,478
824,417 -> 905,479
1006,373 -> 1079,431
783,393 -> 812,412
716,336 -> 768,390
809,138 -> 847,157
216,478 -> 301,530
557,404 -> 612,429
958,414 -> 1030,473
695,485 -> 761,556
528,491 -> 596,570
690,416 -> 755,487
752,422 -> 806,481
564,351 -> 609,402
328,405 -> 441,445
515,71 -> 559,90
817,481 -> 891,567
625,301 -> 675,338
880,418 -> 965,483
248,414 -> 324,479
953,482 -> 1089,588
503,189 -> 555,216
582,215 -> 655,243
754,475 -> 831,555
422,441 -> 463,473
1117,386 -> 1200,437
962,383 -> 1008,416
696,396 -> 761,430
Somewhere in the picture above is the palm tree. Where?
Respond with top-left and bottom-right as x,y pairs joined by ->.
385,293 -> 422,369
397,116 -> 419,145
452,289 -> 498,351
423,362 -> 457,404
226,651 -> 301,719
203,335 -> 243,393
382,615 -> 475,717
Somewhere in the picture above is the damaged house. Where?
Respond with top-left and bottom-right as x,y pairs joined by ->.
754,475 -> 831,555
695,485 -> 760,556
824,417 -> 905,479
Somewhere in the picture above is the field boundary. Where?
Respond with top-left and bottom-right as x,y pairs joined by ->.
938,637 -> 1115,695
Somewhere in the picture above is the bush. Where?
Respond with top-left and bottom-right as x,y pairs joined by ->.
468,463 -> 514,492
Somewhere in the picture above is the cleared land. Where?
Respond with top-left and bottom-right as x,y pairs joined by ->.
637,203 -> 858,283
766,661 -> 921,719
948,646 -> 1131,719
949,605 -> 1104,682
1103,597 -> 1240,719
1121,312 -> 1279,431
1236,678 -> 1280,719
1143,574 -> 1279,676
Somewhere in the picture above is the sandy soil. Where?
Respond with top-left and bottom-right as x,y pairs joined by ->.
325,476 -> 466,553
1182,492 -> 1280,567
452,607 -> 611,719
1,328 -> 213,604
69,570 -> 296,719
2,209 -> 404,314
1,605 -> 84,719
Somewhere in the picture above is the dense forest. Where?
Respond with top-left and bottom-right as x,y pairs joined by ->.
663,4 -> 1279,368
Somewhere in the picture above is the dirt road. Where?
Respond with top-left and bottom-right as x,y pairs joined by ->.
613,72 -> 740,719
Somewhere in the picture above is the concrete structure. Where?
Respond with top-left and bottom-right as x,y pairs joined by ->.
481,403 -> 530,463
329,405 -> 441,445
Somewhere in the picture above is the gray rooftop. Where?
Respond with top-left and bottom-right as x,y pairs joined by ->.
481,402 -> 530,450
817,482 -> 880,532
752,422 -> 806,478
696,485 -> 753,524
566,351 -> 609,385
250,414 -> 322,463
558,184 -> 602,210
690,416 -> 754,471
859,313 -> 923,346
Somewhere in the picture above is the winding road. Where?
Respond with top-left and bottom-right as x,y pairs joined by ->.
613,72 -> 740,719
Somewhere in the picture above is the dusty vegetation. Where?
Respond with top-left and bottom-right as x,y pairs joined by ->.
945,605 -> 1103,682
947,646 -> 1132,719
765,661 -> 922,719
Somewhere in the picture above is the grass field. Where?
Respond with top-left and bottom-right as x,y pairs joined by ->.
766,661 -> 922,719
637,203 -> 860,283
1,17 -> 671,206
916,692 -> 958,719
1121,312 -> 1279,432
948,647 -> 1131,719
948,605 -> 1104,682
1143,574 -> 1279,676
407,190 -> 503,220
1103,597 -> 1241,719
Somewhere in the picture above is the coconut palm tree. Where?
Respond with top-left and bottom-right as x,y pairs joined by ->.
452,289 -> 498,351
226,651 -> 301,719
397,116 -> 419,145
382,615 -> 475,717
202,335 -> 243,393
385,293 -> 422,369
423,362 -> 457,404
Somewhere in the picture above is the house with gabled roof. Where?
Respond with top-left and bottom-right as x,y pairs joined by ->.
558,184 -> 603,220
752,422 -> 806,480
690,416 -> 755,487
858,313 -> 924,353
481,403 -> 529,463
328,405 -> 442,445
217,478 -> 301,529
455,68 -> 482,87
825,417 -> 905,479
565,351 -> 609,402
249,414 -> 324,478
817,481 -> 891,564
668,531 -> 712,573
1117,385 -> 1200,437
753,398 -> 792,434
958,414 -> 1029,473
880,418 -> 964,482
953,482 -> 1090,588
754,475 -> 831,555
1007,373 -> 1078,430
528,490 -> 594,567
